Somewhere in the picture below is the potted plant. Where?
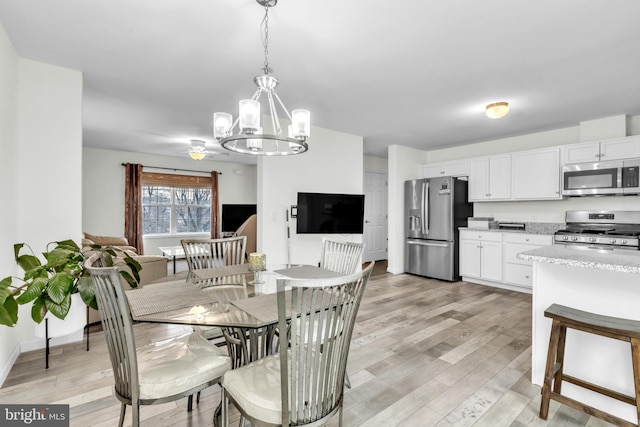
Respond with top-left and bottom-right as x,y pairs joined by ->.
0,239 -> 141,327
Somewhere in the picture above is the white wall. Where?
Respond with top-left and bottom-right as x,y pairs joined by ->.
82,147 -> 257,255
0,22 -> 21,386
0,26 -> 83,381
387,145 -> 429,274
364,155 -> 388,173
259,126 -> 364,266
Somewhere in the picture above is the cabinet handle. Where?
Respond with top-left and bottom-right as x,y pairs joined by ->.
525,275 -> 530,279
525,238 -> 529,242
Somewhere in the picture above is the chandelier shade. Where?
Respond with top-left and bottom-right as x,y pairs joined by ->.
213,0 -> 310,156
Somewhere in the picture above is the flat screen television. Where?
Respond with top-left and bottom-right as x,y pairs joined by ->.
221,204 -> 256,233
296,192 -> 365,234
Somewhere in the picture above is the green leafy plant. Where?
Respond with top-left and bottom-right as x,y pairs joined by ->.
0,239 -> 141,327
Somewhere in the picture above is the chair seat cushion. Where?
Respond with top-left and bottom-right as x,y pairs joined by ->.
223,354 -> 283,424
137,333 -> 231,400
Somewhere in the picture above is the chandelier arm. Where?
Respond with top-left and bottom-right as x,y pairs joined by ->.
250,88 -> 262,101
266,91 -> 282,136
272,92 -> 293,121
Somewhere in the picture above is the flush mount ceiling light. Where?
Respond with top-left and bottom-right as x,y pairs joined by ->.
485,102 -> 509,119
187,140 -> 209,160
213,0 -> 309,156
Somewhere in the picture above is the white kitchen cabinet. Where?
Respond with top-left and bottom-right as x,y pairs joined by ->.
459,230 -> 503,282
420,159 -> 469,178
562,136 -> 640,164
512,147 -> 561,200
503,233 -> 553,290
468,154 -> 511,201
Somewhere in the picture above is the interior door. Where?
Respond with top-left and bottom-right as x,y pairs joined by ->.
363,172 -> 388,262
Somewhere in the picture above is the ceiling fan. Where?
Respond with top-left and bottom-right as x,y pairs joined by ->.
186,139 -> 229,160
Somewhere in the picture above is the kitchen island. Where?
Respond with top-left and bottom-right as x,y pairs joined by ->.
519,245 -> 640,424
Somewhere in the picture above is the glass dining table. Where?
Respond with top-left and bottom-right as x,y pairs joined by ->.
125,263 -> 343,367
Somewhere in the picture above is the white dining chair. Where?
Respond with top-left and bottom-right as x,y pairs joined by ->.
181,236 -> 247,271
221,262 -> 374,427
319,237 -> 364,388
85,254 -> 232,427
319,238 -> 364,275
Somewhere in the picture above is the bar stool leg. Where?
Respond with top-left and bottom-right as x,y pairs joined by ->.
540,319 -> 561,420
631,337 -> 640,425
553,325 -> 567,395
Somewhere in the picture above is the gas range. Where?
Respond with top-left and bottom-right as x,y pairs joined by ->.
554,211 -> 640,251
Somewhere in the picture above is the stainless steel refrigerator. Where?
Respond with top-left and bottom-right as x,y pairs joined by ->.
405,176 -> 473,281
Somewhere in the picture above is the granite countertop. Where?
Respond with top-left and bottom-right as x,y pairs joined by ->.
518,245 -> 640,274
460,222 -> 564,235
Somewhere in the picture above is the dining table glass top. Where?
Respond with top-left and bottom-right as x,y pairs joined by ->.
125,264 -> 343,329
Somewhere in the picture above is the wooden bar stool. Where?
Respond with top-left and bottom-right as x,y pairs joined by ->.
540,304 -> 640,427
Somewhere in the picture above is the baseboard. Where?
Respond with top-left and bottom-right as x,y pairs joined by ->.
461,276 -> 532,294
0,343 -> 21,387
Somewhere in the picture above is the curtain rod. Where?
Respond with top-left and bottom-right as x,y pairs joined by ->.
121,163 -> 221,175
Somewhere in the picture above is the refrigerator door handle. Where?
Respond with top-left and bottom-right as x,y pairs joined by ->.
422,181 -> 429,234
407,240 -> 450,248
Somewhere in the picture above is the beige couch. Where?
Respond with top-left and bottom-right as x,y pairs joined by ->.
83,232 -> 168,323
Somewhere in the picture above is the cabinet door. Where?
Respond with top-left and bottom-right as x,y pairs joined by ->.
444,160 -> 469,177
421,163 -> 444,178
600,137 -> 640,160
488,154 -> 511,200
468,157 -> 490,201
512,148 -> 561,200
459,239 -> 480,277
480,241 -> 503,281
562,142 -> 600,164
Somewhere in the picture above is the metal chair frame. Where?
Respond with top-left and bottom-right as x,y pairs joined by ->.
319,238 -> 364,275
85,254 -> 227,427
181,236 -> 247,271
221,262 -> 374,427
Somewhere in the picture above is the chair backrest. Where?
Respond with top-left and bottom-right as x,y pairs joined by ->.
181,236 -> 247,271
85,253 -> 139,405
319,238 -> 364,275
276,261 -> 374,427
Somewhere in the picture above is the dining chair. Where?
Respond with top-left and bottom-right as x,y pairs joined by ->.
181,236 -> 248,340
85,254 -> 232,427
221,262 -> 374,427
319,237 -> 365,388
319,238 -> 364,275
182,236 -> 247,271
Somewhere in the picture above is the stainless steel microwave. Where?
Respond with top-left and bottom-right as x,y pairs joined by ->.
562,159 -> 640,196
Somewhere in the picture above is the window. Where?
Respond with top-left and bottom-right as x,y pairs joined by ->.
141,173 -> 212,235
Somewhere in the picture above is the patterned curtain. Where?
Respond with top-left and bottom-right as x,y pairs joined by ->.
124,163 -> 144,254
210,171 -> 220,239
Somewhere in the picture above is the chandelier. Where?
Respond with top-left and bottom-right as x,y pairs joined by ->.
213,0 -> 310,156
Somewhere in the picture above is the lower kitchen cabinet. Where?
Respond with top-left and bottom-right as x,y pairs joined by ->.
459,230 -> 503,282
460,230 -> 553,293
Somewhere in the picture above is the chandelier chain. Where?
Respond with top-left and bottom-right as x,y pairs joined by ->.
261,5 -> 271,74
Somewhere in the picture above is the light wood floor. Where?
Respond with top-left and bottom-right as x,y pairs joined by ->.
1,264 -> 616,427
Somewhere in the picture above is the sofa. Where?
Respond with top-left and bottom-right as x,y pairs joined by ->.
234,214 -> 257,256
83,232 -> 168,323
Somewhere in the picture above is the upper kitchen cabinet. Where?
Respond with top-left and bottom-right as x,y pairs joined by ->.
512,147 -> 561,200
562,136 -> 640,164
420,159 -> 469,178
468,154 -> 511,201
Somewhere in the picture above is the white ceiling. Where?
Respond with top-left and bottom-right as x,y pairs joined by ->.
2,0 -> 640,165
